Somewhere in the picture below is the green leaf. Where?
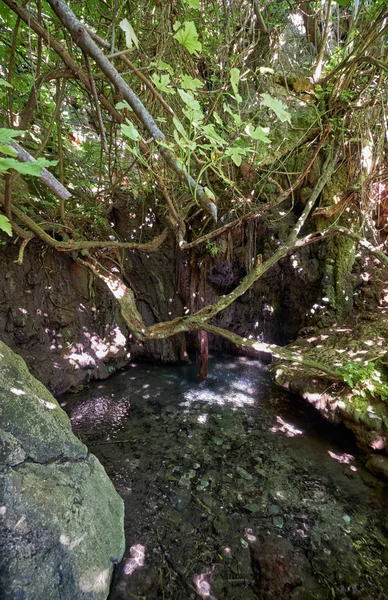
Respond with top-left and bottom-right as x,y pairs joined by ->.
213,112 -> 223,126
121,121 -> 141,141
154,61 -> 174,76
173,21 -> 202,56
260,93 -> 291,123
0,157 -> 57,176
201,124 -> 227,147
150,73 -> 176,95
0,143 -> 18,157
204,187 -> 215,201
245,123 -> 271,143
119,18 -> 139,49
173,117 -> 189,140
115,100 -> 132,110
223,103 -> 241,127
0,128 -> 25,143
0,79 -> 12,89
180,74 -> 204,90
230,68 -> 242,103
224,146 -> 248,167
177,88 -> 200,110
178,89 -> 204,123
183,0 -> 200,7
0,215 -> 12,236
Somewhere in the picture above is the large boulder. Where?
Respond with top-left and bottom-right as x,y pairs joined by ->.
0,340 -> 125,599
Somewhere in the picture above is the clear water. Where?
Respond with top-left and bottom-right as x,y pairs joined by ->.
61,356 -> 388,600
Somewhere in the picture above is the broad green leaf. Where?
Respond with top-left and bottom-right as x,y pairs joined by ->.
0,143 -> 18,156
155,61 -> 174,76
184,0 -> 200,6
115,100 -> 132,110
173,129 -> 197,151
245,123 -> 271,143
224,146 -> 248,167
180,74 -> 204,90
213,112 -> 223,126
121,121 -> 140,141
204,187 -> 215,201
0,128 -> 24,143
260,93 -> 291,123
177,88 -> 200,110
223,103 -> 241,127
201,124 -> 227,147
119,18 -> 139,49
173,21 -> 202,56
0,157 -> 57,176
182,107 -> 204,125
230,68 -> 239,88
173,117 -> 189,140
230,68 -> 242,103
0,215 -> 12,236
150,73 -> 176,95
0,79 -> 12,88
178,88 -> 204,123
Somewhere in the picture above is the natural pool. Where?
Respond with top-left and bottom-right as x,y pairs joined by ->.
62,356 -> 388,599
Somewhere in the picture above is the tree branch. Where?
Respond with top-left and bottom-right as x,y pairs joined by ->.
45,0 -> 217,221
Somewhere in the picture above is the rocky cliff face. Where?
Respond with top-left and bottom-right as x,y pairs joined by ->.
0,240 -> 186,395
0,340 -> 125,599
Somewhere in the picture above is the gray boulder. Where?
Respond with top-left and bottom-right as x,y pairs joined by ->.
0,340 -> 125,599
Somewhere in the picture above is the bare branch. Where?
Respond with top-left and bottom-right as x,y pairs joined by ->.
11,142 -> 72,201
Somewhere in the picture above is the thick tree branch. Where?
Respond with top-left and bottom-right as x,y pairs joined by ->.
197,323 -> 342,379
11,143 -> 72,201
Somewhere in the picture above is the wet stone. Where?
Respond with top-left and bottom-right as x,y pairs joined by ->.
273,516 -> 284,528
268,504 -> 281,515
236,466 -> 253,480
168,489 -> 192,511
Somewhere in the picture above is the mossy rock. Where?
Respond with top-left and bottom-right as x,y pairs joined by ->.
0,340 -> 125,599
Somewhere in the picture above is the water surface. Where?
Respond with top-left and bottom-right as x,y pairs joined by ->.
62,356 -> 388,599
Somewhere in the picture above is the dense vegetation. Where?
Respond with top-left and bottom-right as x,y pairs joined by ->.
1,0 -> 388,376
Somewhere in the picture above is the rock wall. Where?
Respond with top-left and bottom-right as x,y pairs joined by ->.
0,340 -> 125,599
0,240 -> 185,395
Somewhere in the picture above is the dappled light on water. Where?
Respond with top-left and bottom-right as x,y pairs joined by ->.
327,451 -> 355,465
270,416 -> 303,437
194,567 -> 216,600
123,544 -> 146,576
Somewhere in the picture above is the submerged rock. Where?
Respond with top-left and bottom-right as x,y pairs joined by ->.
249,533 -> 303,598
366,454 -> 388,479
0,341 -> 125,599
